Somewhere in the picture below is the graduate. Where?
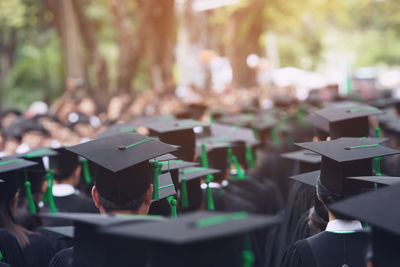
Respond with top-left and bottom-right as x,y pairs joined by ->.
281,138 -> 400,266
0,158 -> 57,267
330,182 -> 400,266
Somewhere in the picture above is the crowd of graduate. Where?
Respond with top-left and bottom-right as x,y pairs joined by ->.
0,82 -> 400,267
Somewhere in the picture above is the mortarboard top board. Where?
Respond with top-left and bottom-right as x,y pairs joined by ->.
66,132 -> 177,173
329,183 -> 400,266
281,149 -> 321,164
43,226 -> 75,239
367,97 -> 400,109
100,211 -> 282,245
217,113 -> 256,126
160,160 -> 198,172
95,123 -> 139,139
312,105 -> 384,138
0,157 -> 37,173
314,104 -> 383,123
289,170 -> 320,187
179,167 -> 221,182
154,172 -> 176,201
296,137 -> 400,194
98,211 -> 282,266
304,114 -> 330,133
329,183 -> 400,236
322,100 -> 360,109
209,124 -> 260,147
152,153 -> 177,162
295,137 -> 399,163
346,176 -> 400,186
250,113 -> 278,130
18,147 -> 58,160
145,119 -> 206,134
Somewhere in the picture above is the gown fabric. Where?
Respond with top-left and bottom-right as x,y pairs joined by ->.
281,231 -> 370,267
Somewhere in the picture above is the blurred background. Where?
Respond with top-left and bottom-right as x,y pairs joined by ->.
2,0 -> 400,111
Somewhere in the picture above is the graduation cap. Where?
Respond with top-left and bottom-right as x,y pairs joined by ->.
312,105 -> 384,139
289,170 -> 320,187
49,147 -> 80,182
66,132 -> 177,207
40,212 -> 166,267
329,183 -> 400,266
145,119 -> 207,161
346,176 -> 400,186
281,149 -> 321,173
179,167 -> 221,210
0,158 -> 37,214
149,172 -> 179,217
296,137 -> 400,195
99,211 -> 282,267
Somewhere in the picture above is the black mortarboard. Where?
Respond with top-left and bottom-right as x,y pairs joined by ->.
146,119 -> 206,161
39,212 -> 166,267
154,172 -> 176,201
18,147 -> 58,161
346,176 -> 400,186
281,149 -> 321,173
100,211 -> 282,267
195,141 -> 230,181
43,226 -> 75,239
153,154 -> 177,162
289,170 -> 320,187
329,183 -> 400,266
312,105 -> 383,138
217,113 -> 256,127
296,137 -> 400,194
66,132 -> 177,206
159,160 -> 199,172
180,167 -> 221,182
209,124 -> 260,147
0,158 -> 37,200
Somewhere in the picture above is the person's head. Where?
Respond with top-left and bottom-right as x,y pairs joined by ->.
52,149 -> 81,186
79,98 -> 97,117
91,161 -> 153,215
0,172 -> 29,247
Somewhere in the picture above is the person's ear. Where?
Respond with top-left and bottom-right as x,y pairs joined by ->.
144,184 -> 153,205
92,186 -> 103,212
73,166 -> 82,185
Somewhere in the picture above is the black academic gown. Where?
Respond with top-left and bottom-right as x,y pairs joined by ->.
0,228 -> 28,267
42,191 -> 98,226
49,247 -> 73,267
22,231 -> 57,267
207,187 -> 257,213
281,231 -> 370,267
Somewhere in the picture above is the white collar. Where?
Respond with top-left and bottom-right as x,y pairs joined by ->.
52,184 -> 76,197
325,219 -> 362,233
200,182 -> 221,189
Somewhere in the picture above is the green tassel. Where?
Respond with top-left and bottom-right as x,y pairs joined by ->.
44,170 -> 57,213
375,126 -> 381,138
228,148 -> 246,180
373,157 -> 382,176
0,250 -> 3,261
271,127 -> 280,147
167,196 -> 177,217
24,169 -> 36,214
205,178 -> 215,211
252,127 -> 259,141
25,181 -> 37,214
180,177 -> 189,209
246,146 -> 256,170
210,114 -> 216,124
200,143 -> 215,210
200,143 -> 210,168
152,162 -> 162,201
82,159 -> 92,184
242,235 -> 255,267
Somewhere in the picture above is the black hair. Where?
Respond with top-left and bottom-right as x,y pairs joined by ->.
97,190 -> 146,212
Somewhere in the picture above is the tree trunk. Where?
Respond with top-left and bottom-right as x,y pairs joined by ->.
108,0 -> 144,94
44,0 -> 86,96
227,0 -> 265,89
140,0 -> 175,90
0,29 -> 17,108
70,0 -> 110,108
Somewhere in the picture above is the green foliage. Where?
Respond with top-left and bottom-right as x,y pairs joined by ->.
3,30 -> 63,110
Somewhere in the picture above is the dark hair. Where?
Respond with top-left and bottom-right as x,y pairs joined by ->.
97,190 -> 146,212
316,177 -> 351,220
0,191 -> 30,247
308,206 -> 328,236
